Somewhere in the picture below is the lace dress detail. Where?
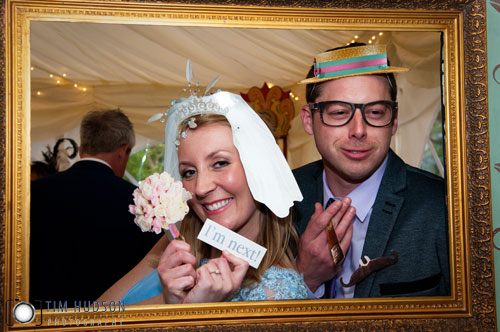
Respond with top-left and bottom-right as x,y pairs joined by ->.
229,265 -> 308,301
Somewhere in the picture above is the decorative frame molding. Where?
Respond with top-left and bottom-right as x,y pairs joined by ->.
0,0 -> 494,331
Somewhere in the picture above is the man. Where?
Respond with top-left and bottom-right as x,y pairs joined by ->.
294,43 -> 450,298
30,110 -> 160,304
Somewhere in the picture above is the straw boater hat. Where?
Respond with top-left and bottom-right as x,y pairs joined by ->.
299,44 -> 408,84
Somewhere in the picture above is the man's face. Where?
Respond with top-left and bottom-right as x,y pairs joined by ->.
301,75 -> 398,184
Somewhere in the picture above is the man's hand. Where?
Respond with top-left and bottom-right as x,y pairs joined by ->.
296,197 -> 355,292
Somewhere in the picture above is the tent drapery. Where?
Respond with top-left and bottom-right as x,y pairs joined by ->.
30,22 -> 442,170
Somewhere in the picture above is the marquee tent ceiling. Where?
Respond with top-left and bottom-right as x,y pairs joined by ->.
30,21 -> 442,169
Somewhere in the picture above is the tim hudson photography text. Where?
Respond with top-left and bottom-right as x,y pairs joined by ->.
44,318 -> 123,327
41,301 -> 125,327
44,300 -> 125,313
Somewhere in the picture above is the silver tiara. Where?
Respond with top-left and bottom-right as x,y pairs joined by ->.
172,96 -> 228,123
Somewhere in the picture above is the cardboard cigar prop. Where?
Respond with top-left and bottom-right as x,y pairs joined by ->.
326,222 -> 345,266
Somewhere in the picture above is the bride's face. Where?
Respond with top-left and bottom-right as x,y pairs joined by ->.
177,122 -> 261,241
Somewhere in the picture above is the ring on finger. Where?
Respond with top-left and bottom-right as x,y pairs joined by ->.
210,269 -> 221,275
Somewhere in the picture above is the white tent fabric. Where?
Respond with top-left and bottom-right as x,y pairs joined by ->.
30,21 -> 441,170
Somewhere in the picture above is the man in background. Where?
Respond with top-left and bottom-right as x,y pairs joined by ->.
30,109 -> 160,304
294,43 -> 450,298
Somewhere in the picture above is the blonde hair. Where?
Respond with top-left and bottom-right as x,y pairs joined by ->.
178,114 -> 298,287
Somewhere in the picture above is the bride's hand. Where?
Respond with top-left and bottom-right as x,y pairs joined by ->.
183,251 -> 249,303
157,239 -> 197,304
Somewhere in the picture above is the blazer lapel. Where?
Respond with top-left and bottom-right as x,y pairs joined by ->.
310,162 -> 323,208
353,150 -> 406,298
293,160 -> 324,236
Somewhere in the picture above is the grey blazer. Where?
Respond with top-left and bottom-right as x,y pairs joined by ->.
293,149 -> 450,297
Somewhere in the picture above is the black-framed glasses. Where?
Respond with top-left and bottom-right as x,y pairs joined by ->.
308,100 -> 397,127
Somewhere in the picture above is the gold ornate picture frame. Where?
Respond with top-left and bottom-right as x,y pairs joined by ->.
0,0 -> 495,331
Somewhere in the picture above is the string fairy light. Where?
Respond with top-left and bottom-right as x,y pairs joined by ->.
346,31 -> 385,46
31,66 -> 89,95
289,92 -> 300,102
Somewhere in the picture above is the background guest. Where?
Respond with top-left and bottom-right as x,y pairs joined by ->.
30,109 -> 160,304
30,137 -> 78,180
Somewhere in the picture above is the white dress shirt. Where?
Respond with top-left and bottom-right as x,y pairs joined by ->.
323,156 -> 388,298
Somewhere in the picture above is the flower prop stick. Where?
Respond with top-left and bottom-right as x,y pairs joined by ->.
129,172 -> 192,240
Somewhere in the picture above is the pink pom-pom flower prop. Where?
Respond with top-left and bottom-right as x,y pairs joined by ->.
129,172 -> 192,240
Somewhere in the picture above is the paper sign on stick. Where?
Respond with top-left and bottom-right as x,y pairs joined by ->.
197,219 -> 267,269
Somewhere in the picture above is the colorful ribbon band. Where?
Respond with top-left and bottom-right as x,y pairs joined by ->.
315,53 -> 388,79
